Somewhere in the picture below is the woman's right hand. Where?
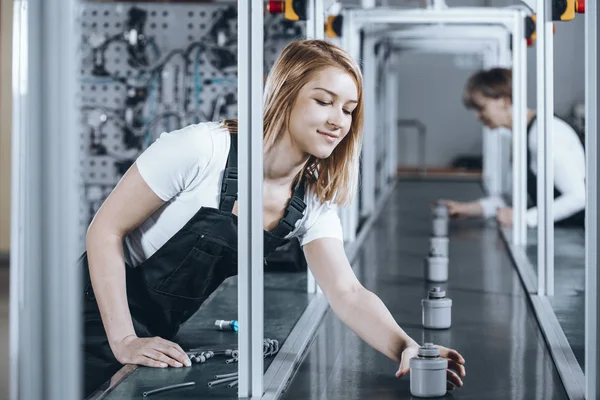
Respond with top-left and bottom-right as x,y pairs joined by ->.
441,200 -> 483,218
111,335 -> 192,368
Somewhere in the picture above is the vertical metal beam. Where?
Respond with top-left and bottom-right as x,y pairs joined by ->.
11,1 -> 43,398
237,0 -> 264,397
387,55 -> 398,181
306,0 -> 324,40
306,0 -> 323,294
536,0 -> 554,296
512,11 -> 528,246
43,0 -> 81,398
340,11 -> 358,243
482,45 -> 501,196
585,1 -> 599,398
11,0 -> 81,399
361,34 -> 377,218
499,31 -> 513,197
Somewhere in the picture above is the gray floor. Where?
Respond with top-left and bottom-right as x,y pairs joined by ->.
525,227 -> 586,370
282,180 -> 568,400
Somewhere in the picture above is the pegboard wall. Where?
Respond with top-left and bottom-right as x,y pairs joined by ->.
78,2 -> 305,249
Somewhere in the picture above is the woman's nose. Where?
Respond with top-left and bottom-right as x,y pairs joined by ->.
328,108 -> 344,129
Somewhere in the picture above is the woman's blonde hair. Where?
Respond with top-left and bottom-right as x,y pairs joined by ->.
225,39 -> 364,205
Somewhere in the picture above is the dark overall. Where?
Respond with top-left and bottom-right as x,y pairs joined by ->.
81,133 -> 307,396
526,116 -> 585,227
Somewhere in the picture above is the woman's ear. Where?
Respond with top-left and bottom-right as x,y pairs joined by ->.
502,97 -> 512,109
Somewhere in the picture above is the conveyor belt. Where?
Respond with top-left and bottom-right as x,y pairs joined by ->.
526,227 -> 586,369
281,180 -> 569,400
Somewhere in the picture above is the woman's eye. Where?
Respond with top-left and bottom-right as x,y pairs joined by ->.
315,99 -> 331,106
343,109 -> 352,115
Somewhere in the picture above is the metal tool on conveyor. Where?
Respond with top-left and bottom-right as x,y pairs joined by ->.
410,343 -> 448,398
432,217 -> 448,237
429,237 -> 449,257
422,287 -> 452,329
425,255 -> 449,283
215,319 -> 239,332
142,381 -> 196,397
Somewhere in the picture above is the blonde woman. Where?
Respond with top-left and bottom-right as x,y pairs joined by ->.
82,39 -> 466,396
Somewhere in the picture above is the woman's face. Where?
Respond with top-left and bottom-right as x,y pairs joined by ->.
287,66 -> 359,159
470,91 -> 511,129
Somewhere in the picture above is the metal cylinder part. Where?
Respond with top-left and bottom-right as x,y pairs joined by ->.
422,288 -> 452,329
429,236 -> 449,257
432,202 -> 449,219
432,217 -> 448,237
410,343 -> 447,398
425,256 -> 448,282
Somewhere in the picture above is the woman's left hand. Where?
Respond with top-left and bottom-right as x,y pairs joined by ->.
396,343 -> 466,391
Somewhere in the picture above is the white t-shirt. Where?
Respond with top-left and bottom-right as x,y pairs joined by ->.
123,121 -> 343,267
479,116 -> 586,227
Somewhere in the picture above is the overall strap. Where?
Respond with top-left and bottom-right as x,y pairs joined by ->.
270,177 -> 307,239
219,132 -> 238,212
219,131 -> 307,237
526,116 -> 537,206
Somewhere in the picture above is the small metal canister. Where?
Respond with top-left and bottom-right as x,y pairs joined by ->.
432,202 -> 449,219
410,343 -> 448,398
425,256 -> 448,282
432,217 -> 448,237
429,236 -> 449,257
422,287 -> 452,329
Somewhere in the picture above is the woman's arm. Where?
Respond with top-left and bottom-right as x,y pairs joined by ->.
303,237 -> 417,361
303,238 -> 465,388
86,165 -> 190,368
86,164 -> 164,346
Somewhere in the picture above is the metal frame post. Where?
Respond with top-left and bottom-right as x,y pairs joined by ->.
339,10 -> 359,243
392,38 -> 500,192
381,25 -> 510,197
376,43 -> 387,196
351,8 -> 522,26
237,0 -> 264,397
482,46 -> 501,196
10,0 -> 81,399
306,0 -> 324,294
353,8 -> 527,246
306,0 -> 324,39
536,0 -> 555,296
585,0 -> 599,397
387,53 -> 398,182
511,11 -> 528,246
361,33 -> 377,218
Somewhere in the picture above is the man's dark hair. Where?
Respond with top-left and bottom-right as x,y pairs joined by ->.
463,68 -> 512,109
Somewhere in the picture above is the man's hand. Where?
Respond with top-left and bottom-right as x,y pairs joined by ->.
396,343 -> 466,391
441,200 -> 483,218
496,207 -> 513,227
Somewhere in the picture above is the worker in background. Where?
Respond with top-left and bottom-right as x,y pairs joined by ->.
82,40 -> 466,396
442,68 -> 585,228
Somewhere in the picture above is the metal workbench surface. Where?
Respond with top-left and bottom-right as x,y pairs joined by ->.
281,179 -> 568,400
87,272 -> 310,400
